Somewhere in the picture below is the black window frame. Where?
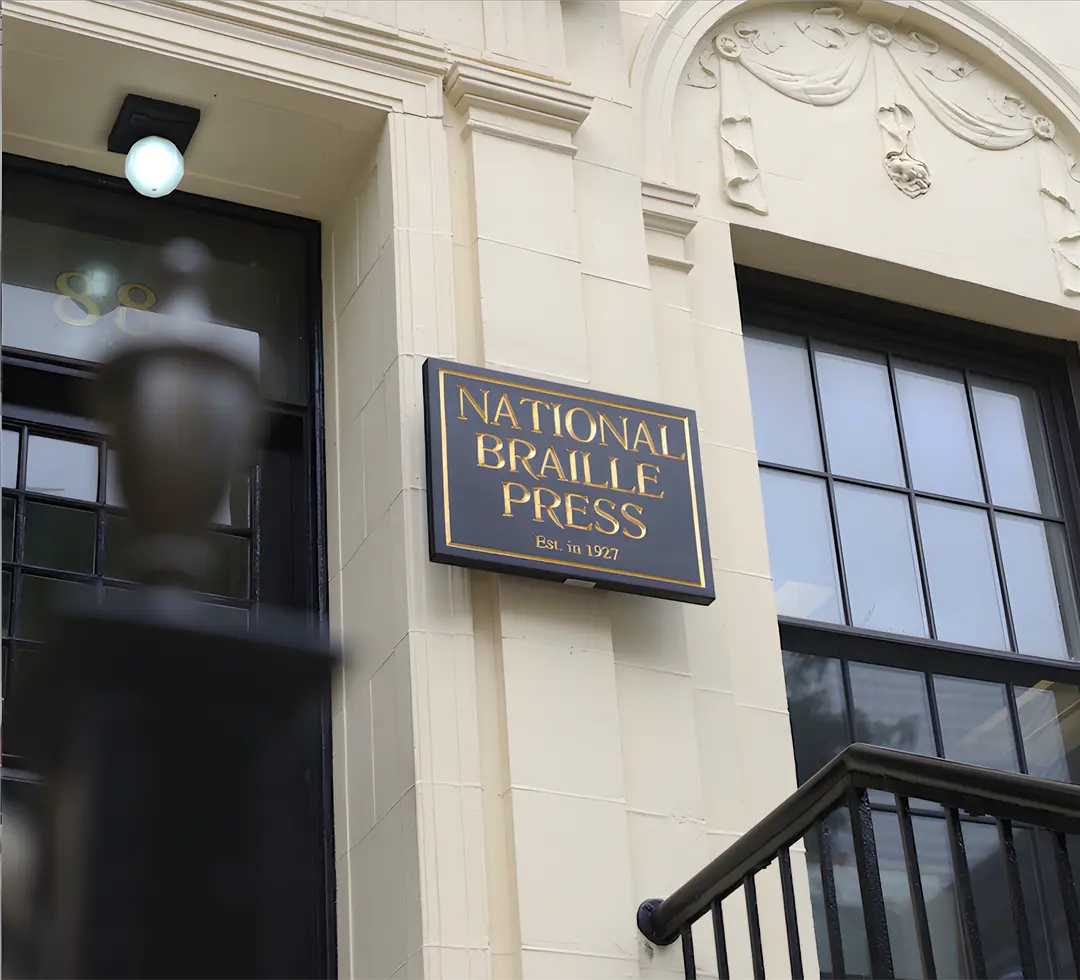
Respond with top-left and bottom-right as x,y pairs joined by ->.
741,268 -> 1080,979
739,266 -> 1080,695
0,153 -> 337,978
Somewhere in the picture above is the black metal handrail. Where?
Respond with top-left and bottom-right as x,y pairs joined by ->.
636,743 -> 1080,979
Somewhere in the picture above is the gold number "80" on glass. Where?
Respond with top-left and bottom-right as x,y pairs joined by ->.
53,271 -> 158,334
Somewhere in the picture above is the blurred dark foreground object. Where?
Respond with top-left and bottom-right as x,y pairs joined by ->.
3,338 -> 339,979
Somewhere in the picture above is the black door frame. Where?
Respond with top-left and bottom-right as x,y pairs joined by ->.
1,153 -> 337,978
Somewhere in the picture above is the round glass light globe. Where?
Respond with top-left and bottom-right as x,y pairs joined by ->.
125,136 -> 185,198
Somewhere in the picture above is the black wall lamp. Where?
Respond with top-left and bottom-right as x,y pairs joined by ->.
108,94 -> 201,198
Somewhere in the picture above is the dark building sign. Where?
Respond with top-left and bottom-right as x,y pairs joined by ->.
423,358 -> 715,604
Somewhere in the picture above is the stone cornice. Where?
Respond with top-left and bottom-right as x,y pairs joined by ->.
2,0 -> 451,116
151,0 -> 451,77
446,59 -> 593,132
642,180 -> 700,238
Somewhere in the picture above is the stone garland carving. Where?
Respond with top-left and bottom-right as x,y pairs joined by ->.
690,5 -> 1080,297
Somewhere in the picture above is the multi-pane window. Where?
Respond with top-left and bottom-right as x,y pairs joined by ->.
1,418 -> 253,763
745,326 -> 1080,659
741,277 -> 1080,979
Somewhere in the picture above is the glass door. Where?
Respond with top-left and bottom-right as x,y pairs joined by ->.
0,155 -> 334,977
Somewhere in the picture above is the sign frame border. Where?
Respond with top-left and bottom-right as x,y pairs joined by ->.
422,357 -> 716,605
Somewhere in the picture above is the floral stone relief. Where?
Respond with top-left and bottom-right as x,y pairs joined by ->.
688,3 -> 1080,297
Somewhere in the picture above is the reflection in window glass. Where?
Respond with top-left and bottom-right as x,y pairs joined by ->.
1016,682 -> 1080,783
972,377 -> 1058,515
104,514 -> 134,581
2,168 -> 309,404
761,470 -> 843,623
849,663 -> 935,756
744,330 -> 822,470
107,449 -> 249,528
997,516 -> 1074,660
25,435 -> 98,502
815,346 -> 904,486
17,575 -> 94,642
918,500 -> 1008,650
934,675 -> 1019,771
204,532 -> 250,600
963,821 -> 1027,979
23,503 -> 96,574
835,485 -> 927,636
2,430 -> 19,489
808,811 -> 871,977
895,363 -> 984,502
782,651 -> 850,784
2,571 -> 9,636
3,498 -> 13,563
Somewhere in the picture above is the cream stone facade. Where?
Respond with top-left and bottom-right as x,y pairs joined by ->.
5,0 -> 1080,978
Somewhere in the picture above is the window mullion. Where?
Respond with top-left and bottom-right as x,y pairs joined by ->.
924,671 -> 947,758
1005,683 -> 1031,775
964,368 -> 1020,654
885,351 -> 938,639
806,336 -> 853,627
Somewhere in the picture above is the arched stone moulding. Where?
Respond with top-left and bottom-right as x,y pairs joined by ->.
632,0 -> 1080,297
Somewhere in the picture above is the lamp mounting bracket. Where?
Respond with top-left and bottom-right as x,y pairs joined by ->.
108,94 -> 201,156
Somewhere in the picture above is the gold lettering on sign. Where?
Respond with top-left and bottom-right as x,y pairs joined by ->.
532,487 -> 565,527
631,420 -> 659,456
581,452 -> 609,490
636,462 -> 664,499
608,456 -> 636,495
502,481 -> 530,516
539,445 -> 568,482
445,368 -> 706,580
492,393 -> 521,429
459,386 -> 490,423
659,424 -> 686,460
594,498 -> 620,535
598,414 -> 629,450
564,407 -> 597,444
519,397 -> 550,433
508,438 -> 540,479
621,502 -> 647,539
564,493 -> 594,531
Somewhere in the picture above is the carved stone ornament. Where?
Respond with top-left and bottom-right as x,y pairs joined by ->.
688,2 -> 1080,297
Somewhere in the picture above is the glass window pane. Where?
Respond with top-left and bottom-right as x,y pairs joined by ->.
956,824 -> 1009,972
211,472 -> 251,529
3,497 -> 14,563
807,810 -> 873,977
104,514 -> 134,581
2,571 -> 10,637
835,485 -> 927,636
918,500 -> 1008,650
868,810 -> 973,980
2,429 -> 19,489
204,532 -> 250,600
23,503 -> 96,574
2,169 -> 309,404
849,663 -> 936,756
997,516 -> 1075,660
1016,682 -> 1080,783
106,449 -> 124,508
934,675 -> 1019,771
198,601 -> 249,629
896,363 -> 984,501
814,346 -> 904,485
761,469 -> 842,623
17,575 -> 94,642
744,329 -> 823,469
972,376 -> 1058,515
109,449 -> 249,529
782,651 -> 850,784
25,435 -> 98,502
